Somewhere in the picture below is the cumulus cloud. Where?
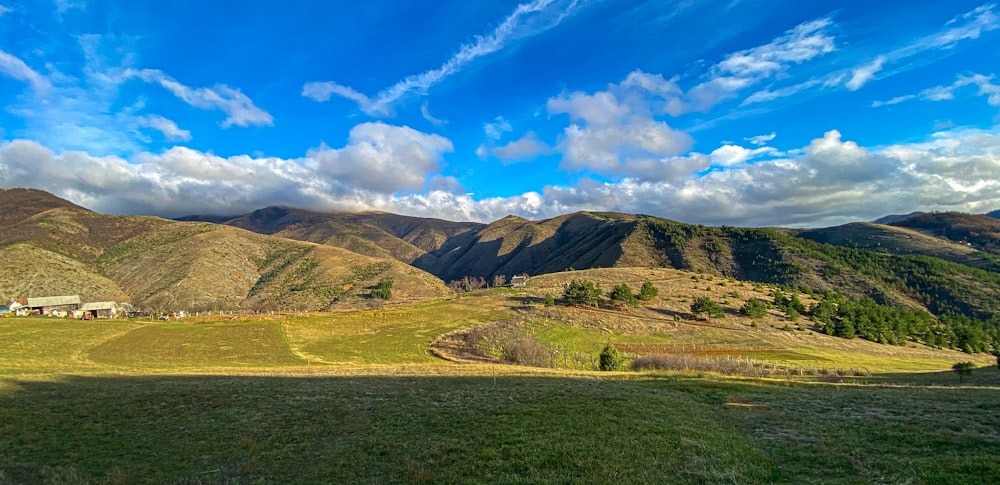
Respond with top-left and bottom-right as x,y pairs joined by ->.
5,127 -> 1000,226
125,68 -> 273,128
307,122 -> 453,194
492,131 -> 551,163
304,0 -> 584,117
0,49 -> 51,94
483,116 -> 513,140
547,74 -> 692,176
0,122 -> 454,218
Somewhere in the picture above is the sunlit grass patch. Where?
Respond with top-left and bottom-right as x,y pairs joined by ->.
0,318 -> 142,374
86,322 -> 306,368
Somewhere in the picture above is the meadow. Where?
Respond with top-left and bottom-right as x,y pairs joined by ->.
2,274 -> 999,484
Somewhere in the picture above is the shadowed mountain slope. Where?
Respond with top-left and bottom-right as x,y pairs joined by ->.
888,212 -> 1000,256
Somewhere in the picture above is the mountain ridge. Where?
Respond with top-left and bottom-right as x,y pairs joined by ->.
0,189 -> 449,310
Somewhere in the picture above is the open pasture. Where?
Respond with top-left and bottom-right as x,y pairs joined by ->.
1,276 -> 998,483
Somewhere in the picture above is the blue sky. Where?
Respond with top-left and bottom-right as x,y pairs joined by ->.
0,0 -> 998,226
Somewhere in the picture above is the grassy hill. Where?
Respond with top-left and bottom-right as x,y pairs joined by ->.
0,189 -> 449,310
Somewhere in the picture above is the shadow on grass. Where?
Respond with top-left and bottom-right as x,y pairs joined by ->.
861,366 -> 1000,386
0,374 -> 780,485
2,374 -> 1000,484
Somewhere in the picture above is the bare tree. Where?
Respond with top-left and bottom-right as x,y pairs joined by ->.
492,274 -> 507,288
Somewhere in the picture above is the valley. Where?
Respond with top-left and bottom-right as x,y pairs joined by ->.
3,188 -> 1000,483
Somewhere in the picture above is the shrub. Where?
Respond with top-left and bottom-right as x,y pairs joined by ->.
370,277 -> 393,299
563,279 -> 601,306
740,298 -> 768,319
544,294 -> 555,307
637,281 -> 659,301
609,283 -> 637,308
690,296 -> 724,319
953,361 -> 977,383
599,344 -> 624,371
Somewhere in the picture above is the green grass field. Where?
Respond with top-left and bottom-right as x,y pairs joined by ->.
1,286 -> 999,483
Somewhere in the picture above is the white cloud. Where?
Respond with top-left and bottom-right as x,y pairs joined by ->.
420,102 -> 447,126
710,145 -> 753,166
54,0 -> 85,15
304,0 -> 584,117
833,5 -> 998,93
492,131 -> 551,163
741,80 -> 821,106
0,122 -> 455,218
125,68 -> 273,128
745,132 -> 776,146
0,49 -> 51,94
135,115 -> 192,142
307,122 -> 453,194
845,55 -> 885,91
483,116 -> 513,139
547,73 -> 693,176
5,127 -> 1000,226
716,18 -> 835,78
873,72 -> 1000,108
0,4 -> 11,16
683,18 -> 835,111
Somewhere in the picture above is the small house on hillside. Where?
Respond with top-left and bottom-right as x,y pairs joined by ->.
511,275 -> 529,288
26,295 -> 81,315
80,302 -> 118,319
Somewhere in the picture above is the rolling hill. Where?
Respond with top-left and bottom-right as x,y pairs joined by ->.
888,211 -> 1000,256
196,205 -> 1000,323
0,189 -> 449,310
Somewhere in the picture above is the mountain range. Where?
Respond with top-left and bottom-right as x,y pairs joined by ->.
3,188 -> 1000,322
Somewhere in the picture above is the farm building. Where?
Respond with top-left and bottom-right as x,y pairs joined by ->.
511,275 -> 529,288
26,295 -> 81,315
79,301 -> 118,319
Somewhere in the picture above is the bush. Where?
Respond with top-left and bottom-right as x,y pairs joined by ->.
690,296 -> 724,319
599,344 -> 624,371
637,282 -> 659,301
740,298 -> 768,319
544,294 -> 555,307
609,283 -> 637,308
370,277 -> 393,299
563,279 -> 602,306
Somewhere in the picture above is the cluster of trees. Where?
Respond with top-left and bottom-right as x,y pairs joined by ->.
370,278 -> 393,300
562,280 -> 659,309
805,292 -> 999,352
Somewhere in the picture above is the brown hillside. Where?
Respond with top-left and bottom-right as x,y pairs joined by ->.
219,206 -> 484,265
0,191 -> 450,310
890,212 -> 1000,255
0,188 -> 89,226
797,222 -> 991,268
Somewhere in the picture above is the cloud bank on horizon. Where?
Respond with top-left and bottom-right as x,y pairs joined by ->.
0,0 -> 998,227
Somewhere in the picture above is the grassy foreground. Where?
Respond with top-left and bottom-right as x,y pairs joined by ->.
2,278 -> 999,483
2,373 -> 999,484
